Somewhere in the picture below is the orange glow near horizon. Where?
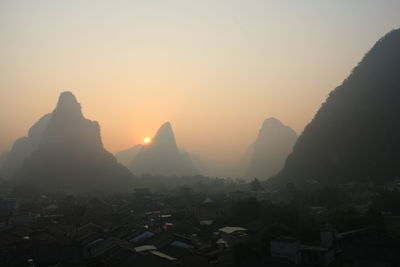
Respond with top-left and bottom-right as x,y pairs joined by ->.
144,137 -> 151,144
1,1 -> 400,175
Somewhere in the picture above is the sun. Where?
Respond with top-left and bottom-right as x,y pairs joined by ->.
144,137 -> 151,144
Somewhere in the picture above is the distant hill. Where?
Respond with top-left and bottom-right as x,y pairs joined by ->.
246,118 -> 297,179
119,122 -> 199,176
272,29 -> 400,186
15,91 -> 134,193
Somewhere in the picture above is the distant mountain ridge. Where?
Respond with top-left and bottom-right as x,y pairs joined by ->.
13,91 -> 134,193
246,117 -> 297,179
272,29 -> 400,185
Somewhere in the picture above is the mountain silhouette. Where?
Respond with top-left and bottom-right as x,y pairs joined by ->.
1,113 -> 52,179
122,122 -> 199,176
273,29 -> 400,185
246,118 -> 297,179
16,91 -> 134,193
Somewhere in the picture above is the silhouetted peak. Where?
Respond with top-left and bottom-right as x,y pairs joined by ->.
129,121 -> 198,176
15,91 -> 134,192
247,117 -> 297,179
258,117 -> 296,138
153,122 -> 177,147
261,117 -> 283,128
54,91 -> 82,116
157,121 -> 173,134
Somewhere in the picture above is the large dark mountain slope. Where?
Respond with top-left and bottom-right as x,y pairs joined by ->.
273,29 -> 400,185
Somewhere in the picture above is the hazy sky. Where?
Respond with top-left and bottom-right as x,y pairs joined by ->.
1,0 -> 400,164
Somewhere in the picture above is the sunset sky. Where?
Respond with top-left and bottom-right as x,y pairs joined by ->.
1,0 -> 400,166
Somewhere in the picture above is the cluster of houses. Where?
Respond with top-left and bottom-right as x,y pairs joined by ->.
0,189 -> 249,266
0,181 -> 399,266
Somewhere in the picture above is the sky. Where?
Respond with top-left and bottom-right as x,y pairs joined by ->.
1,0 -> 400,166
